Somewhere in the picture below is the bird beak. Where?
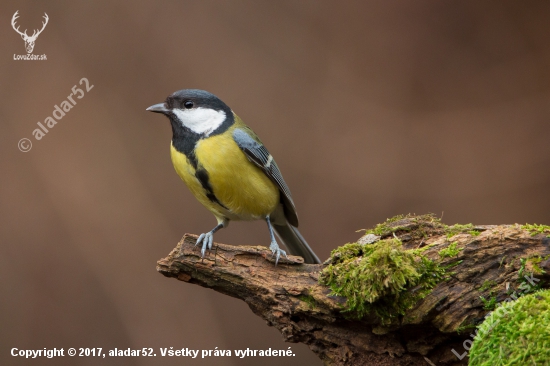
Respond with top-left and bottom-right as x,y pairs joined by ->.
146,103 -> 170,114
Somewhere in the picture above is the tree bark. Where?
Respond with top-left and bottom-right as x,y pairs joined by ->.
156,218 -> 550,365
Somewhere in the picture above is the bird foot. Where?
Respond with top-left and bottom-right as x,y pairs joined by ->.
269,241 -> 287,265
196,232 -> 214,258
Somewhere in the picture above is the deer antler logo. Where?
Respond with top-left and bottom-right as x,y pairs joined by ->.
11,11 -> 49,54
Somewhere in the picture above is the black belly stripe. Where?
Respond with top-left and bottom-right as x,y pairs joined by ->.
195,168 -> 229,210
172,136 -> 200,169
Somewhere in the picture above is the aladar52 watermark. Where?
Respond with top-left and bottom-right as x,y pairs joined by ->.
451,272 -> 540,361
12,10 -> 48,60
18,78 -> 94,152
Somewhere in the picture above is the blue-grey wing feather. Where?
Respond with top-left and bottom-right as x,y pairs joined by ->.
232,128 -> 298,226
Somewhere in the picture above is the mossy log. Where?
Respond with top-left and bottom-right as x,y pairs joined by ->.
156,216 -> 550,365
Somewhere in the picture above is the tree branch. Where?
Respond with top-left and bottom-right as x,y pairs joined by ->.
157,218 -> 550,365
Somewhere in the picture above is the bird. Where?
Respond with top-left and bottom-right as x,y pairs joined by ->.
147,89 -> 320,264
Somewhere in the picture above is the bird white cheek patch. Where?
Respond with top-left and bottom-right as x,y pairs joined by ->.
172,108 -> 226,135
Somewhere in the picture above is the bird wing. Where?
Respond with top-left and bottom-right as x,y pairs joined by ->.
232,127 -> 299,227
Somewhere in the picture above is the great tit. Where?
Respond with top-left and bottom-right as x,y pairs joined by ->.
147,89 -> 320,264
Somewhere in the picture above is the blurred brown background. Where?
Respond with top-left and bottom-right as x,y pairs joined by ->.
1,1 -> 550,365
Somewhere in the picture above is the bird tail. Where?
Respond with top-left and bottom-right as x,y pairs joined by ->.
273,221 -> 321,264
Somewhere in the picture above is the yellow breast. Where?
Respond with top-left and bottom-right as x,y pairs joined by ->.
170,133 -> 280,221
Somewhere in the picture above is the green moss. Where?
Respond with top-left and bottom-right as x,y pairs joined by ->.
360,213 -> 445,238
517,258 -> 527,280
478,280 -> 497,292
530,257 -> 545,275
518,254 -> 550,276
319,238 -> 446,324
469,289 -> 550,365
529,255 -> 550,275
445,223 -> 476,238
362,215 -> 409,236
499,255 -> 507,268
521,223 -> 550,237
479,295 -> 498,311
326,242 -> 364,263
298,294 -> 316,309
456,321 -> 477,334
410,242 -> 438,256
438,241 -> 463,258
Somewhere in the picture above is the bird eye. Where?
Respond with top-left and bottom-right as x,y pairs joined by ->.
184,100 -> 194,109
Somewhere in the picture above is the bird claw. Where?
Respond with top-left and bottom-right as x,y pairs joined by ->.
269,241 -> 287,265
196,232 -> 214,258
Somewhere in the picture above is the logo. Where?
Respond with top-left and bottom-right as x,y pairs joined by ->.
12,10 -> 48,60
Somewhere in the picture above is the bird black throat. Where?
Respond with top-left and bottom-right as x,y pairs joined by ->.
169,112 -> 235,169
168,113 -> 232,211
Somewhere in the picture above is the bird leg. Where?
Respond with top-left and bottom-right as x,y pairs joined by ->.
266,216 -> 287,265
195,221 -> 225,258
